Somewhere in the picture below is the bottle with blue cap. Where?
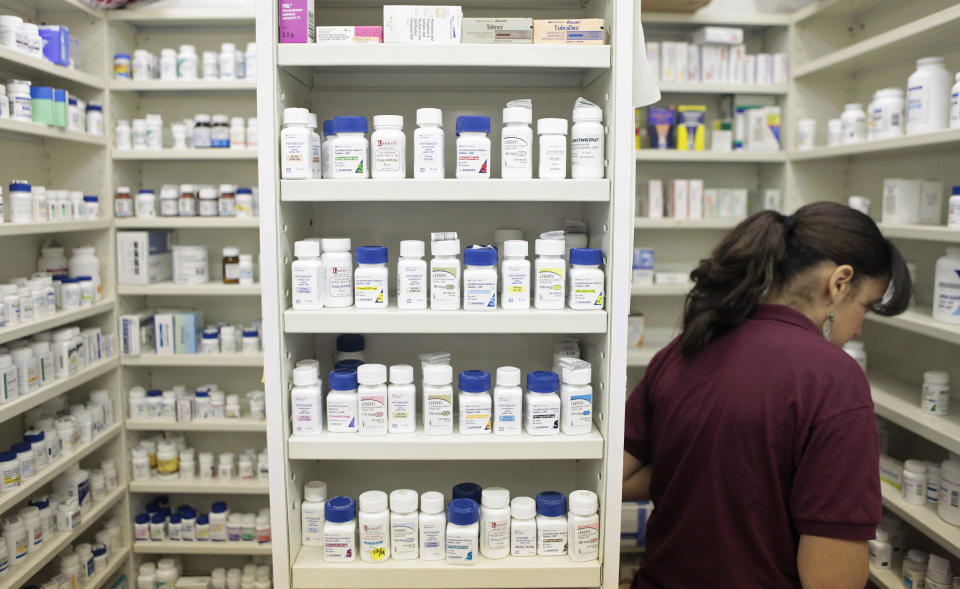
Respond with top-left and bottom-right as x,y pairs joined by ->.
323,496 -> 357,562
455,115 -> 491,179
458,370 -> 492,435
948,185 -> 960,227
326,369 -> 359,433
332,116 -> 370,179
321,120 -> 336,179
445,498 -> 479,565
535,491 -> 568,555
463,245 -> 498,310
524,371 -> 561,435
354,246 -> 389,309
568,247 -> 604,310
335,333 -> 365,362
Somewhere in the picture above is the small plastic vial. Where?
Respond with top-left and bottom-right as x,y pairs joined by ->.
571,98 -> 605,179
423,364 -> 454,435
480,487 -> 510,559
510,496 -> 537,556
463,245 -> 498,311
331,116 -> 369,179
324,496 -> 357,562
354,246 -> 389,309
419,491 -> 446,560
501,239 -> 531,310
430,238 -> 461,311
291,365 -> 322,435
525,371 -> 561,436
501,106 -> 533,179
446,498 -> 479,565
535,238 -> 566,310
281,108 -> 311,180
414,108 -> 444,179
922,371 -> 950,416
371,115 -> 406,179
397,240 -> 428,310
390,489 -> 419,560
567,490 -> 599,561
301,480 -> 327,547
537,118 -> 568,179
359,490 -> 390,562
388,364 -> 416,434
326,369 -> 358,433
321,238 -> 353,308
458,370 -> 492,435
455,116 -> 491,179
358,364 -> 388,436
494,366 -> 523,436
568,248 -> 604,310
536,491 -> 567,556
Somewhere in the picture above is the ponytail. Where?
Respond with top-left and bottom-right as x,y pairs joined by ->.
678,202 -> 912,357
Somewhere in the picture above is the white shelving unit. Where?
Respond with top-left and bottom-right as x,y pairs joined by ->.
133,541 -> 272,555
129,479 -> 269,494
280,179 -> 611,202
112,149 -> 257,160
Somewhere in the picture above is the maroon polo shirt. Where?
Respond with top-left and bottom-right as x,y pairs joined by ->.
625,304 -> 880,589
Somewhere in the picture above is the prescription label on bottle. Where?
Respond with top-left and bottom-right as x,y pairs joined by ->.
537,268 -> 565,303
421,522 -> 444,557
542,145 -> 565,175
361,523 -> 388,560
359,394 -> 386,431
334,146 -> 367,177
446,535 -> 475,563
2,464 -> 20,490
539,528 -> 567,555
303,512 -> 324,544
571,276 -> 604,308
324,532 -> 354,561
374,139 -> 402,173
463,277 -> 496,309
282,136 -> 309,176
416,137 -> 443,176
512,526 -> 536,556
566,393 -> 593,429
461,406 -> 491,433
426,395 -> 452,429
502,136 -> 530,171
496,403 -> 520,434
486,519 -> 510,550
391,523 -> 417,557
390,396 -> 413,432
355,276 -> 386,306
327,399 -> 357,431
326,265 -> 352,298
457,147 -> 489,176
12,96 -> 30,120
293,267 -> 322,308
398,267 -> 427,307
572,135 -> 602,166
575,522 -> 599,559
952,92 -> 960,124
907,85 -> 929,125
528,406 -> 560,433
922,383 -> 950,415
431,267 -> 459,304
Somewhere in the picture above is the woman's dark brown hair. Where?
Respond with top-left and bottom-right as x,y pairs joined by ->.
678,201 -> 912,357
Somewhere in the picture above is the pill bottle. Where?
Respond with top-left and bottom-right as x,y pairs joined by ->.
358,363 -> 388,435
480,487 -> 510,559
320,120 -> 336,179
535,238 -> 566,310
307,113 -> 322,178
922,371 -> 950,416
302,480 -> 327,547
326,369 -> 359,433
336,334 -> 365,362
211,115 -> 230,148
568,248 -> 604,310
414,107 -> 445,179
324,496 -> 356,562
904,549 -> 928,588
907,57 -> 952,135
218,43 -> 236,79
455,116 -> 491,179
536,491 -> 567,555
131,189 -> 155,218
291,365 -> 322,435
459,370 -> 492,435
928,554 -> 953,589
181,508 -> 197,538
145,114 -> 163,148
157,47 -> 176,79
194,186 -> 216,217
460,245 -> 498,310
567,490 -> 599,561
824,118 -> 842,146
9,180 -> 32,223
419,491 -> 446,560
291,240 -> 323,310
423,363 -> 454,435
796,118 -> 816,150
247,117 -> 258,149
321,238 -> 353,307
218,453 -> 235,480
508,496 -> 537,557
840,103 -> 866,144
397,240 -> 427,310
215,184 -> 236,217
359,490 -> 390,562
223,247 -> 241,284
332,116 -> 369,179
8,80 -> 31,122
210,502 -> 229,541
947,186 -> 960,228
934,248 -> 960,324
501,239 -> 531,310
178,184 -> 197,216
230,118 -> 246,150
156,184 -> 177,217
571,98 -> 604,179
928,460 -> 942,504
177,44 -> 198,79
874,88 -> 905,140
0,356 -> 16,404
446,498 -> 479,565
388,364 -> 416,433
525,371 -> 561,436
245,42 -> 256,78
280,108 -> 311,179
134,513 -> 149,541
196,514 -> 210,540
354,246 -> 389,309
115,120 -> 132,150
389,489 -> 418,560
29,343 -> 52,386
199,50 -> 217,79
939,454 -> 960,525
952,73 -> 960,129
902,459 -> 928,505
490,366 -> 523,436
372,115 -> 406,179
0,451 -> 19,492
538,118 -> 568,179
227,513 -> 243,541
430,237 -> 461,310
86,103 -> 104,135
12,348 -> 38,396
501,106 -> 533,179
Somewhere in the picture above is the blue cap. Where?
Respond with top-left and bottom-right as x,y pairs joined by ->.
328,369 -> 358,391
147,389 -> 162,397
463,245 -> 497,266
76,275 -> 92,282
337,334 -> 364,353
86,103 -> 102,112
456,115 -> 490,135
151,513 -> 165,524
159,506 -> 171,517
52,274 -> 68,281
326,496 -> 357,523
355,246 -> 388,264
61,277 -> 79,284
179,507 -> 196,519
323,120 -> 335,136
54,89 -> 66,102
570,248 -> 602,266
237,187 -> 253,195
30,86 -> 54,100
138,189 -> 155,195
334,359 -> 364,371
452,482 -> 482,503
0,451 -> 15,462
92,546 -> 106,556
953,186 -> 960,195
170,514 -> 181,524
197,514 -> 209,525
195,390 -> 209,398
115,53 -> 131,60
24,431 -> 44,443
536,491 -> 566,517
447,498 -> 479,525
68,97 -> 77,106
9,182 -> 30,192
12,442 -> 29,453
334,116 -> 367,134
83,195 -> 98,203
146,503 -> 158,514
458,370 -> 490,393
135,513 -> 149,524
28,497 -> 48,510
211,502 -> 228,514
527,371 -> 559,393
243,327 -> 258,337
202,329 -> 218,340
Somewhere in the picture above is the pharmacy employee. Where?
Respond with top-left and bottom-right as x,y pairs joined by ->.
623,202 -> 912,588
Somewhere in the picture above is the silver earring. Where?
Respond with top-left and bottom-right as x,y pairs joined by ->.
822,306 -> 835,340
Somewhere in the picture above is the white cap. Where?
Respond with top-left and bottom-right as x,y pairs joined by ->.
223,247 -> 240,257
179,44 -> 196,53
221,42 -> 236,52
559,358 -> 592,385
511,496 -> 535,519
400,240 -> 424,258
417,108 -> 442,126
431,239 -> 460,257
503,106 -> 531,125
572,101 -> 602,122
423,364 -> 453,385
496,366 -> 521,387
390,489 -> 418,513
308,113 -> 318,128
421,491 -> 444,514
297,358 -> 319,371
292,365 -> 318,386
294,240 -> 321,258
503,239 -> 528,258
925,371 -> 949,385
357,363 -> 387,385
304,480 -> 327,502
535,238 -> 565,256
482,487 -> 510,509
568,490 -> 598,515
283,108 -> 310,126
359,490 -> 388,513
374,115 -> 403,128
389,364 -> 414,385
843,103 -> 863,111
904,459 -> 928,473
908,549 -> 929,564
321,238 -> 351,252
537,118 -> 568,135
11,348 -> 33,362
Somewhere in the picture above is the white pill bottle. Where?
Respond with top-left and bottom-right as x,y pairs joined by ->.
571,98 -> 604,179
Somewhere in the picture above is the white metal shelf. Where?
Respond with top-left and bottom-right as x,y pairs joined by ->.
121,353 -> 264,367
0,46 -> 105,90
634,217 -> 744,230
881,482 -> 960,560
880,224 -> 960,243
288,425 -> 604,461
641,11 -> 791,27
134,541 -> 271,555
125,419 -> 266,432
115,217 -> 260,229
0,298 -> 115,346
0,422 -> 122,515
871,372 -> 960,456
1,485 -> 125,589
868,565 -> 900,589
656,82 -> 788,95
106,7 -> 256,24
0,218 -> 112,237
292,547 -> 601,588
636,151 -> 785,163
0,357 -> 119,425
280,179 -> 610,202
118,282 -> 261,296
0,118 -> 108,146
129,479 -> 268,494
789,129 -> 960,161
113,149 -> 257,161
631,284 -> 691,296
110,79 -> 257,92
865,308 -> 960,346
283,307 -> 607,334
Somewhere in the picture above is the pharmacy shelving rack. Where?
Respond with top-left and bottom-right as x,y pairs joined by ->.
256,1 -> 635,588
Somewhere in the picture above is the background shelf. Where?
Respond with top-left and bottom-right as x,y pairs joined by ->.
115,217 -> 260,229
134,541 -> 272,555
280,179 -> 611,202
0,298 -> 115,346
283,308 -> 608,334
118,282 -> 261,296
125,419 -> 266,432
121,353 -> 264,367
129,479 -> 269,494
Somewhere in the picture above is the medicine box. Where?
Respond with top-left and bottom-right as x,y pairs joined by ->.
175,577 -> 212,589
279,0 -> 315,43
120,311 -> 154,356
632,248 -> 654,286
621,501 -> 652,548
688,179 -> 704,220
920,180 -> 944,224
880,454 -> 904,490
175,311 -> 204,354
532,19 -> 605,45
668,179 -> 690,219
462,18 -> 532,44
315,26 -> 383,44
882,178 -> 922,224
383,6 -> 463,44
703,189 -> 719,218
647,179 -> 664,218
674,42 -> 689,83
117,231 -> 173,285
690,26 -> 744,46
646,42 -> 660,82
154,311 -> 176,355
39,26 -> 69,66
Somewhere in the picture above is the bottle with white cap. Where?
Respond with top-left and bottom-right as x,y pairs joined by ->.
921,371 -> 950,416
510,496 -> 537,556
390,489 -> 419,560
501,239 -> 530,310
501,103 -> 533,179
493,366 -> 522,436
926,553 -> 952,589
308,113 -> 322,179
571,97 -> 604,179
358,364 -> 388,436
559,358 -> 593,435
292,240 -> 323,310
388,364 -> 416,433
301,480 -> 327,547
321,238 -> 353,308
291,365 -> 322,435
538,118 -> 568,179
358,490 -> 390,562
567,490 -> 599,562
423,364 -> 454,435
534,237 -> 566,310
371,115 -> 406,179
430,236 -> 461,311
419,491 -> 446,560
867,527 -> 891,569
397,240 -> 427,310
414,108 -> 444,179
281,108 -> 311,180
480,487 -> 510,559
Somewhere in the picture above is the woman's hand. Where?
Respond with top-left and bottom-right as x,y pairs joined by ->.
623,451 -> 652,501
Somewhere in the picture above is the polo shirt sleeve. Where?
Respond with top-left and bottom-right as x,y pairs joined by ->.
789,406 -> 881,540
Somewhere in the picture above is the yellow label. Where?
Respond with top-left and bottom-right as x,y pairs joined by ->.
371,547 -> 387,561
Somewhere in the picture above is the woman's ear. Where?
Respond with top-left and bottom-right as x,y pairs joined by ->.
828,264 -> 855,302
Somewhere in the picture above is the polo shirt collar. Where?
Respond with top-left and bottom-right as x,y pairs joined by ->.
751,303 -> 821,336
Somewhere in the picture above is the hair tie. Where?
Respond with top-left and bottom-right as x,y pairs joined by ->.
782,214 -> 797,236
